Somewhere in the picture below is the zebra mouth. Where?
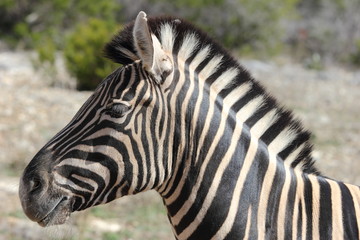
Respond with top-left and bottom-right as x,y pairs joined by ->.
37,196 -> 72,227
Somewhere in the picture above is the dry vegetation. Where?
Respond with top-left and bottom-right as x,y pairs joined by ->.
0,52 -> 359,239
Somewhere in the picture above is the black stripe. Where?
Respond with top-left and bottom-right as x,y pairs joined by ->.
297,200 -> 303,239
231,84 -> 262,113
57,164 -> 105,209
160,51 -> 183,198
284,169 -> 297,238
338,182 -> 359,239
161,50 -> 215,200
70,136 -> 133,196
68,175 -> 94,191
318,178 -> 332,240
58,183 -> 90,210
260,109 -> 293,146
174,115 -> 234,235
245,96 -> 275,128
228,137 -> 269,239
265,159 -> 286,239
303,173 -> 313,239
149,86 -> 161,188
278,131 -> 310,160
188,119 -> 249,239
218,69 -> 253,99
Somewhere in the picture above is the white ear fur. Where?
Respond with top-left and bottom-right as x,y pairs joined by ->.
133,11 -> 153,71
133,11 -> 173,83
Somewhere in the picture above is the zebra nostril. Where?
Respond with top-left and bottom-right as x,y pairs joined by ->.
62,196 -> 69,201
29,178 -> 42,193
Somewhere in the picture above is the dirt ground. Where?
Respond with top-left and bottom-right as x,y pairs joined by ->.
0,51 -> 359,240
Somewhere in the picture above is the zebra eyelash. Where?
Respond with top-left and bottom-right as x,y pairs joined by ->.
105,99 -> 131,118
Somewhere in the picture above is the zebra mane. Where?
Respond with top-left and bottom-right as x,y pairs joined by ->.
104,16 -> 319,175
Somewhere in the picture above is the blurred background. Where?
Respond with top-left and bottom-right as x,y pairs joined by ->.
0,0 -> 360,239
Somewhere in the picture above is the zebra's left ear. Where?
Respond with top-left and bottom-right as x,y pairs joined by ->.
133,11 -> 172,83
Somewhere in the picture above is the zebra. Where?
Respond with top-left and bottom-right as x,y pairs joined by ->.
19,11 -> 360,239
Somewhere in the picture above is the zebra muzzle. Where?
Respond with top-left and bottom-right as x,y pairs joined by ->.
36,196 -> 72,227
18,149 -> 74,227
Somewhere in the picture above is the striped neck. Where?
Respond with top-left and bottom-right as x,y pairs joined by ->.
144,18 -> 321,238
104,15 -> 325,238
106,16 -> 318,176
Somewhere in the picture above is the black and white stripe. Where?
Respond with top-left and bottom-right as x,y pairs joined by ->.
21,12 -> 360,239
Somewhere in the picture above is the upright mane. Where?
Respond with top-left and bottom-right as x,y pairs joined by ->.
104,16 -> 319,175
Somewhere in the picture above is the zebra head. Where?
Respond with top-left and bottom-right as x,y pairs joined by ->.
19,12 -> 174,226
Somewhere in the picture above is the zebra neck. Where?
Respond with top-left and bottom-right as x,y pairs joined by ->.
157,114 -> 274,238
162,20 -> 317,175
159,131 -> 360,239
275,171 -> 360,239
158,60 -> 360,238
157,53 -> 321,238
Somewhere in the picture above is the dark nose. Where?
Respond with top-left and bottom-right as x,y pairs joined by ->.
28,177 -> 43,194
19,149 -> 52,196
19,172 -> 49,221
20,168 -> 48,197
18,149 -> 53,222
19,149 -> 74,226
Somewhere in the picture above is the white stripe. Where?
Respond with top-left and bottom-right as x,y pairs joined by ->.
211,67 -> 238,93
251,109 -> 278,138
276,165 -> 292,240
288,143 -> 306,169
268,126 -> 297,155
199,55 -> 223,80
257,153 -> 277,239
178,34 -> 199,62
329,180 -> 344,238
160,49 -> 188,196
236,96 -> 263,123
160,23 -> 175,53
158,45 -> 210,195
178,118 -> 243,239
211,136 -> 259,239
308,175 -> 320,239
164,76 -> 249,204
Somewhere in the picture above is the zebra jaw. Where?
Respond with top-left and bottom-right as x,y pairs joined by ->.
37,196 -> 73,227
18,149 -> 75,227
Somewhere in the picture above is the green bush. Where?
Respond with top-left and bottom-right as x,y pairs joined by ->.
151,0 -> 299,56
64,18 -> 119,90
351,40 -> 360,66
0,0 -> 121,89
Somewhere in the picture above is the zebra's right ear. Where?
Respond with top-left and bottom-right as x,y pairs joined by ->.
133,12 -> 154,71
133,11 -> 173,84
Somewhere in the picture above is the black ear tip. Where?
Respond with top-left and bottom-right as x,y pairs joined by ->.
103,23 -> 139,65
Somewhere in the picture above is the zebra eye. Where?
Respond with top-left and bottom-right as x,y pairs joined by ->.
106,100 -> 130,118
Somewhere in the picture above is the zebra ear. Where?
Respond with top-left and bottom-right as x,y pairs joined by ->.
133,11 -> 173,83
133,12 -> 153,71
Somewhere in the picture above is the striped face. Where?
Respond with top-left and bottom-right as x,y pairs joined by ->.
18,60 -> 172,226
47,63 -> 168,207
19,12 -> 175,226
